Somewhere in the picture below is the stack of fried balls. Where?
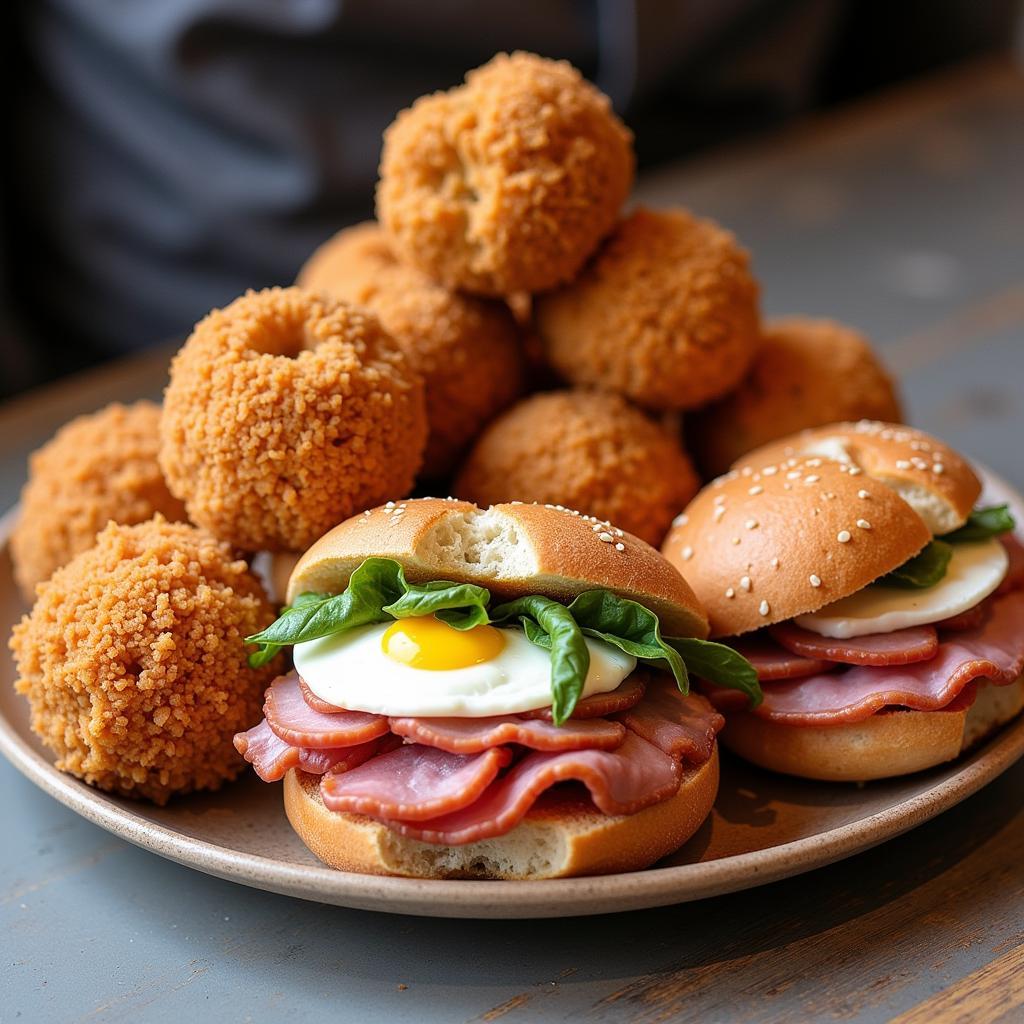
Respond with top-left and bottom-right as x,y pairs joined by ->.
10,51 -> 901,803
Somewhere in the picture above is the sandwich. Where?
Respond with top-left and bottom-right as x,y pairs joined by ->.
663,421 -> 1024,781
234,498 -> 760,878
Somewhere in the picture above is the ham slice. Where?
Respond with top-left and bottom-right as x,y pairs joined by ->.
519,674 -> 646,720
936,599 -> 990,633
320,744 -> 512,821
731,634 -> 832,681
384,732 -> 682,845
233,718 -> 299,782
388,715 -> 625,754
264,672 -> 389,748
728,589 -> 1024,725
298,739 -> 382,775
298,675 -> 346,714
618,677 -> 724,764
770,622 -> 938,666
997,535 -> 1024,596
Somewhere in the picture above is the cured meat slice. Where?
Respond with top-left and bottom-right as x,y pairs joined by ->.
770,622 -> 938,666
997,535 -> 1024,596
936,599 -> 990,633
233,718 -> 299,782
299,675 -> 346,714
731,634 -> 832,681
298,739 -> 381,775
320,744 -> 512,821
713,589 -> 1024,725
388,715 -> 625,754
618,677 -> 724,764
519,674 -> 646,720
384,732 -> 682,846
264,672 -> 389,749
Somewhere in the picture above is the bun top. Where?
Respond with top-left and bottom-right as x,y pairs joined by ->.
289,498 -> 709,638
662,451 -> 935,638
736,421 -> 980,534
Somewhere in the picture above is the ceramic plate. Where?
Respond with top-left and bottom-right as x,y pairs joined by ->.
2,469 -> 1022,919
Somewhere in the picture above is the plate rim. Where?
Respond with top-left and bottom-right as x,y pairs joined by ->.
3,464 -> 1024,919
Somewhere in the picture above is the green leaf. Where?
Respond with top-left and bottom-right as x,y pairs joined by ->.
878,540 -> 953,589
944,504 -> 1016,543
383,579 -> 491,630
491,596 -> 590,725
665,636 -> 763,708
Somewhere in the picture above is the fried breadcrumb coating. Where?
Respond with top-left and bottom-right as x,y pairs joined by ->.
377,51 -> 634,296
11,401 -> 188,602
10,518 -> 279,803
159,287 -> 427,551
536,207 -> 762,411
454,390 -> 700,546
691,316 -> 904,476
298,223 -> 525,478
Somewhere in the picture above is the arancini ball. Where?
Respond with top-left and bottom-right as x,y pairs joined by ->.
11,401 -> 188,602
298,222 -> 524,478
690,316 -> 903,476
159,287 -> 427,552
376,51 -> 634,296
9,517 -> 279,804
453,390 -> 700,546
535,207 -> 761,411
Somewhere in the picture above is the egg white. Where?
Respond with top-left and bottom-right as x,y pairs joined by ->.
795,537 -> 1009,639
293,623 -> 637,717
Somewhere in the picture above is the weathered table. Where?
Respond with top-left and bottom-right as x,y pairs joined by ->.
3,58 -> 1024,1023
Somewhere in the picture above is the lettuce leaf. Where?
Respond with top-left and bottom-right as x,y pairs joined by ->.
943,504 -> 1015,543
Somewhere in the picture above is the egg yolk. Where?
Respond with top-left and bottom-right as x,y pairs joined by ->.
381,616 -> 507,670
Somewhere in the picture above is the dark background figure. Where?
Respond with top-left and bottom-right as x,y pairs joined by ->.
2,0 -> 1020,398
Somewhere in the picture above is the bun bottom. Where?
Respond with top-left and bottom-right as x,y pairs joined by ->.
721,676 -> 1024,782
283,748 -> 719,880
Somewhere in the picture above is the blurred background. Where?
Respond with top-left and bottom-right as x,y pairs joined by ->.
2,0 -> 1022,399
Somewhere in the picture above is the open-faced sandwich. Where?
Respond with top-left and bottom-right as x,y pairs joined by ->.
234,498 -> 759,878
663,421 -> 1024,781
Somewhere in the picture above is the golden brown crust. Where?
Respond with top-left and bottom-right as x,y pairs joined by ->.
11,401 -> 188,602
735,421 -> 980,534
535,207 -> 761,411
690,317 -> 903,476
720,676 -> 1024,781
453,390 -> 700,546
662,456 -> 931,636
283,747 -> 718,879
158,287 -> 427,552
287,497 -> 709,638
9,517 -> 280,803
298,223 -> 525,478
376,51 -> 634,296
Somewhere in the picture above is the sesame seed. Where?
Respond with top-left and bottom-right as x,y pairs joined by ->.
783,483 -> 792,491
745,519 -> 759,530
741,466 -> 753,476
933,463 -> 945,474
385,500 -> 396,508
615,542 -> 625,552
749,485 -> 763,495
762,466 -> 778,476
806,458 -> 822,468
673,513 -> 688,527
598,532 -> 613,543
809,574 -> 822,587
771,557 -> 780,568
895,460 -> 911,470
592,524 -> 602,532
838,530 -> 852,543
857,519 -> 872,530
858,489 -> 871,499
804,475 -> 820,484
725,588 -> 735,599
731,537 -> 741,545
848,467 -> 862,476
714,494 -> 726,506
787,470 -> 801,480
681,546 -> 694,561
740,576 -> 751,591
714,506 -> 726,521
759,600 -> 770,616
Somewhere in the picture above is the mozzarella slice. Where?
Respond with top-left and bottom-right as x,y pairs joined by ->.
795,538 -> 1008,639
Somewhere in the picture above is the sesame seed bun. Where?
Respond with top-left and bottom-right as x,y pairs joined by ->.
287,498 -> 708,639
662,455 -> 931,637
283,747 -> 718,879
719,677 -> 1024,782
737,421 -> 980,535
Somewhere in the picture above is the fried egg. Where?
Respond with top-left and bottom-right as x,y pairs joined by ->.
293,615 -> 637,716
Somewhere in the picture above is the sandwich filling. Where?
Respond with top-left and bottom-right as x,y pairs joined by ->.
235,558 -> 759,844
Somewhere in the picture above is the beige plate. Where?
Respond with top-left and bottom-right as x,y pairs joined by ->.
3,468 -> 1023,919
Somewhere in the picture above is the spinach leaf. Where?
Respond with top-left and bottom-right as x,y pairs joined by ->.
383,579 -> 491,630
878,540 -> 953,589
944,504 -> 1015,543
666,636 -> 763,708
490,596 -> 590,725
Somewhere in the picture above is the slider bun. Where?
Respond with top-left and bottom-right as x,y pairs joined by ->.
288,498 -> 708,638
283,747 -> 718,879
718,676 -> 1024,782
736,421 -> 980,535
663,456 -> 930,637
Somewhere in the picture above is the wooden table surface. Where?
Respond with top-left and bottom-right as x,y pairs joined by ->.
3,58 -> 1024,1024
